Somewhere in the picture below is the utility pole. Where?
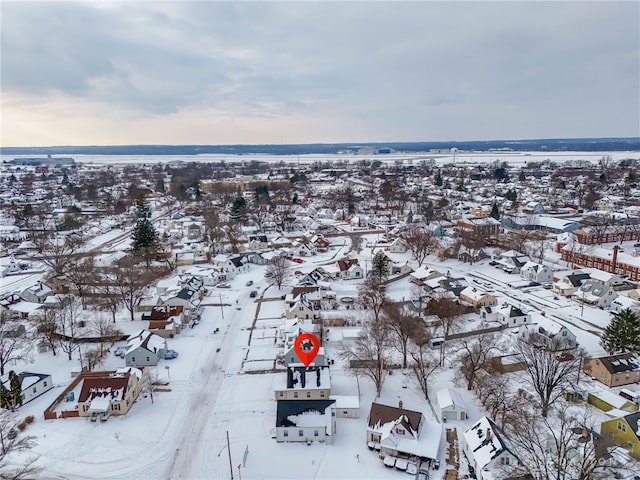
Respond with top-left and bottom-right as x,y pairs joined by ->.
220,293 -> 224,320
226,430 -> 234,479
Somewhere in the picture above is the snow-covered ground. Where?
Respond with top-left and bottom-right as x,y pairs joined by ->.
2,232 -> 631,479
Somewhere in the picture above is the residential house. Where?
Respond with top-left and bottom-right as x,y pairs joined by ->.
435,388 -> 467,422
457,217 -> 501,236
247,234 -> 269,250
552,270 -> 591,297
479,305 -> 498,322
583,353 -> 640,388
274,365 -> 331,401
332,258 -> 363,280
497,250 -> 531,274
609,295 -> 640,314
600,411 -> 640,460
124,330 -> 167,367
285,294 -> 316,321
495,304 -> 530,328
211,254 -> 249,280
283,345 -> 326,368
439,277 -> 469,296
77,367 -> 145,420
366,401 -> 442,461
275,399 -> 336,444
520,315 -> 577,350
19,282 -> 53,304
388,238 -> 408,254
409,266 -> 444,287
520,262 -> 553,283
311,235 -> 330,253
576,280 -> 618,308
1,371 -> 53,405
462,416 -> 521,480
459,287 -> 498,309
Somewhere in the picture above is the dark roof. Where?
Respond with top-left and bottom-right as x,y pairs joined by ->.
621,412 -> 640,441
598,352 -> 640,374
149,305 -> 183,320
566,272 -> 590,287
276,400 -> 335,427
290,286 -> 320,299
368,402 -> 423,433
336,258 -> 359,271
78,375 -> 129,402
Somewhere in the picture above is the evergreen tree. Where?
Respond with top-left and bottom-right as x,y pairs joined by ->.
8,371 -> 22,408
0,382 -> 10,409
131,195 -> 158,267
230,196 -> 248,223
490,202 -> 500,220
505,188 -> 518,202
371,251 -> 391,279
601,308 -> 640,354
434,171 -> 443,187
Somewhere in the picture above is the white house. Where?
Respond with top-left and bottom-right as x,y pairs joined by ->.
577,280 -> 618,308
462,416 -> 521,480
495,304 -> 530,328
520,314 -> 578,350
366,401 -> 441,461
435,388 -> 467,422
124,330 -> 167,367
609,295 -> 640,314
275,400 -> 336,444
1,371 -> 53,405
520,262 -> 553,283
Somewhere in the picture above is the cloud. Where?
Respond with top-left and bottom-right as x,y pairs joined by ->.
1,1 -> 638,146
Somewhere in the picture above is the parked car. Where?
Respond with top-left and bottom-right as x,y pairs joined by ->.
114,347 -> 126,358
246,280 -> 253,286
250,290 -> 258,298
292,257 -> 304,263
216,282 -> 231,288
556,352 -> 575,362
164,350 -> 179,360
489,260 -> 498,266
543,282 -> 553,289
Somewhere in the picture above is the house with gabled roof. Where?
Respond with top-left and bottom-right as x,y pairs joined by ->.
285,294 -> 317,321
366,401 -> 441,461
124,330 -> 167,367
330,258 -> 363,280
553,270 -> 591,297
274,365 -> 331,401
495,303 -> 530,328
410,266 -> 443,286
77,367 -> 145,420
520,261 -> 553,283
459,286 -> 498,309
497,250 -> 531,274
576,279 -> 618,308
519,314 -> 577,350
435,387 -> 467,422
275,399 -> 336,444
19,282 -> 53,304
1,371 -> 53,405
600,411 -> 640,460
462,416 -> 521,480
583,353 -> 640,388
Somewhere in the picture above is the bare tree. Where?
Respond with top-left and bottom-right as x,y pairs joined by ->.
427,297 -> 466,365
0,409 -> 41,480
382,303 -> 421,369
339,318 -> 391,397
582,213 -> 614,245
55,297 -> 82,361
65,257 -> 97,309
474,370 -> 528,429
91,275 -> 121,323
504,404 -> 631,480
400,224 -> 435,266
459,229 -> 487,264
113,257 -> 160,321
34,309 -> 58,356
516,333 -> 581,417
266,255 -> 291,289
455,334 -> 499,390
0,311 -> 33,376
408,327 -> 440,400
358,277 -> 388,323
89,315 -> 123,357
38,233 -> 83,280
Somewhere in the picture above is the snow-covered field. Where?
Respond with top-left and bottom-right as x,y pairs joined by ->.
2,232 -> 628,479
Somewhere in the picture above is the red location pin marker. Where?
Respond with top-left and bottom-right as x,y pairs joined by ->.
293,333 -> 320,367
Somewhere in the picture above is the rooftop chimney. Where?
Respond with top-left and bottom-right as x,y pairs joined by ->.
612,245 -> 619,275
399,400 -> 403,410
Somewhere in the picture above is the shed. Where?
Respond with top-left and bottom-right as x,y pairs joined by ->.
435,387 -> 467,422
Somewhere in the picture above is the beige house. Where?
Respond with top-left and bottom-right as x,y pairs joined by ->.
77,368 -> 145,420
584,353 -> 640,388
459,286 -> 498,309
274,365 -> 331,401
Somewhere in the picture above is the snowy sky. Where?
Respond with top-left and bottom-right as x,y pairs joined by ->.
2,1 -> 639,147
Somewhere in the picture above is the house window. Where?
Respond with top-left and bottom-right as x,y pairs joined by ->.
112,403 -> 121,411
283,430 -> 288,437
601,373 -> 607,380
306,392 -> 311,398
279,392 -> 284,398
298,430 -> 304,437
44,381 -> 47,387
320,391 -> 325,398
146,356 -> 150,362
132,357 -> 136,363
343,411 -> 349,416
83,405 -> 89,412
293,392 -> 298,398
617,422 -> 627,432
562,330 -> 567,337
314,430 -> 319,437
32,387 -> 37,394
627,442 -> 634,452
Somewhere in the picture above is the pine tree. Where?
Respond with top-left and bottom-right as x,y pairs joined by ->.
490,202 -> 500,220
601,308 -> 640,354
132,195 -> 158,267
371,251 -> 390,279
434,171 -> 443,187
0,382 -> 10,409
230,196 -> 248,223
8,371 -> 22,408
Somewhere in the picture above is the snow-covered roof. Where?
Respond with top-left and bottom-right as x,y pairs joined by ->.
436,387 -> 465,411
463,416 -> 515,471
